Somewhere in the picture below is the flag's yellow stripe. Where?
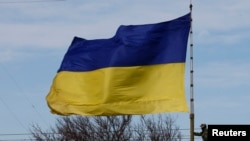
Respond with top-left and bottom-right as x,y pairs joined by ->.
46,63 -> 188,116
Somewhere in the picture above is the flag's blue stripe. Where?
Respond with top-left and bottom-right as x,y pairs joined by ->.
58,13 -> 190,72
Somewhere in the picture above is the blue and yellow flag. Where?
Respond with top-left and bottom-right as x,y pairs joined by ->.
46,13 -> 191,116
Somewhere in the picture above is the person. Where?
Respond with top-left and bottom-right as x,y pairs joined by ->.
194,123 -> 208,141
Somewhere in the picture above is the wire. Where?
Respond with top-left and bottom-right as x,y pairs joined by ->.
0,128 -> 202,141
0,0 -> 65,4
0,63 -> 50,129
0,127 -> 200,136
0,96 -> 28,132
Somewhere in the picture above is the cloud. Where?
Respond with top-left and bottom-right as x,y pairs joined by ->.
193,0 -> 250,46
194,0 -> 250,30
196,62 -> 250,88
0,49 -> 21,62
0,0 -> 190,50
195,29 -> 250,46
1,0 -> 250,62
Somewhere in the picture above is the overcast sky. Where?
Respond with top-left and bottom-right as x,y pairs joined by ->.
0,0 -> 250,140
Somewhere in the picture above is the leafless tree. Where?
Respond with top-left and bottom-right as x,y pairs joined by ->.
30,114 -> 183,141
136,114 -> 182,141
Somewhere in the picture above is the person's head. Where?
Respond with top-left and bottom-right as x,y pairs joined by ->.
200,123 -> 206,129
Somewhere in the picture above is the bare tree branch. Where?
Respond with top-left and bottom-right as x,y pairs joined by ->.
30,114 -> 183,141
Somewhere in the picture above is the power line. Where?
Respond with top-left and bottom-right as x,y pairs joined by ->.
0,96 -> 28,132
0,133 -> 201,141
0,128 -> 202,141
0,128 -> 200,136
0,63 -> 50,129
0,0 -> 65,4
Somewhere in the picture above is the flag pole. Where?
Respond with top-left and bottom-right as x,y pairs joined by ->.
189,1 -> 195,141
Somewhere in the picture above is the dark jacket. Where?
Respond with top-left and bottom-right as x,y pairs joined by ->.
194,128 -> 208,141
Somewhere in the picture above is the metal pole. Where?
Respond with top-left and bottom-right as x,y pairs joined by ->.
189,2 -> 195,141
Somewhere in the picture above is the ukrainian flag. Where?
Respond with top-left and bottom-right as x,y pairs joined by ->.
46,13 -> 191,116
